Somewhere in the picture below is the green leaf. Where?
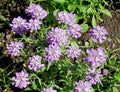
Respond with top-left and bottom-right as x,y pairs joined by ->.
47,62 -> 52,71
80,23 -> 89,33
53,0 -> 65,4
53,9 -> 59,15
68,4 -> 76,11
114,72 -> 120,82
113,87 -> 118,92
92,15 -> 97,27
98,9 -> 112,18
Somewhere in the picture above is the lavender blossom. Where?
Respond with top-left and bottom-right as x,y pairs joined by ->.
67,24 -> 82,38
45,44 -> 62,62
73,80 -> 93,92
25,4 -> 48,20
10,16 -> 28,35
66,46 -> 81,59
89,26 -> 109,43
86,68 -> 102,85
27,19 -> 42,33
103,69 -> 109,76
7,41 -> 24,56
12,71 -> 30,89
28,55 -> 44,71
42,87 -> 57,92
83,47 -> 107,67
46,27 -> 69,46
55,11 -> 76,25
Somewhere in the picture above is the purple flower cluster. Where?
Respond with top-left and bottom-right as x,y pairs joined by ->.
10,4 -> 48,35
10,16 -> 28,35
27,19 -> 42,33
66,46 -> 81,59
89,26 -> 109,43
12,71 -> 30,89
42,87 -> 57,92
45,44 -> 62,62
83,47 -> 107,67
67,24 -> 82,38
73,80 -> 93,92
7,41 -> 24,56
28,55 -> 44,71
86,68 -> 102,85
46,27 -> 68,46
55,11 -> 76,25
25,4 -> 48,20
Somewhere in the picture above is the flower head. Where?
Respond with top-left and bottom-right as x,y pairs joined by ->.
46,27 -> 69,46
86,68 -> 102,85
68,24 -> 82,38
27,19 -> 42,33
89,26 -> 109,43
73,80 -> 93,92
28,55 -> 44,71
42,87 -> 57,92
55,11 -> 76,25
66,46 -> 81,59
45,44 -> 62,62
83,47 -> 107,67
7,41 -> 24,56
10,16 -> 28,35
12,71 -> 30,89
25,4 -> 48,20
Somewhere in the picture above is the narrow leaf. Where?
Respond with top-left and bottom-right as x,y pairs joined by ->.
92,15 -> 97,27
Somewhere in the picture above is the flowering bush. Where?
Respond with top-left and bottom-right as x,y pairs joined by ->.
0,1 -> 120,92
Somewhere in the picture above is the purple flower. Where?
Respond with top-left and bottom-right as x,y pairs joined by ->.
73,80 -> 93,92
103,69 -> 109,76
10,16 -> 28,35
67,24 -> 82,38
45,44 -> 62,62
86,68 -> 102,85
42,87 -> 57,92
66,46 -> 81,59
7,41 -> 24,56
12,71 -> 30,89
27,19 -> 42,33
25,4 -> 48,20
55,11 -> 76,25
89,26 -> 109,43
28,55 -> 44,71
83,47 -> 107,67
46,27 -> 69,46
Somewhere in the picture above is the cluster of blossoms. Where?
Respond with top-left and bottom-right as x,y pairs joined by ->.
55,11 -> 76,25
10,16 -> 28,35
89,26 -> 109,43
73,80 -> 93,92
66,46 -> 81,59
55,11 -> 82,39
10,4 -> 48,35
12,71 -> 30,89
45,44 -> 62,62
28,55 -> 44,71
86,68 -> 102,85
67,24 -> 82,38
25,4 -> 48,20
42,87 -> 57,92
7,41 -> 24,56
46,27 -> 68,46
45,11 -> 83,62
83,47 -> 107,67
